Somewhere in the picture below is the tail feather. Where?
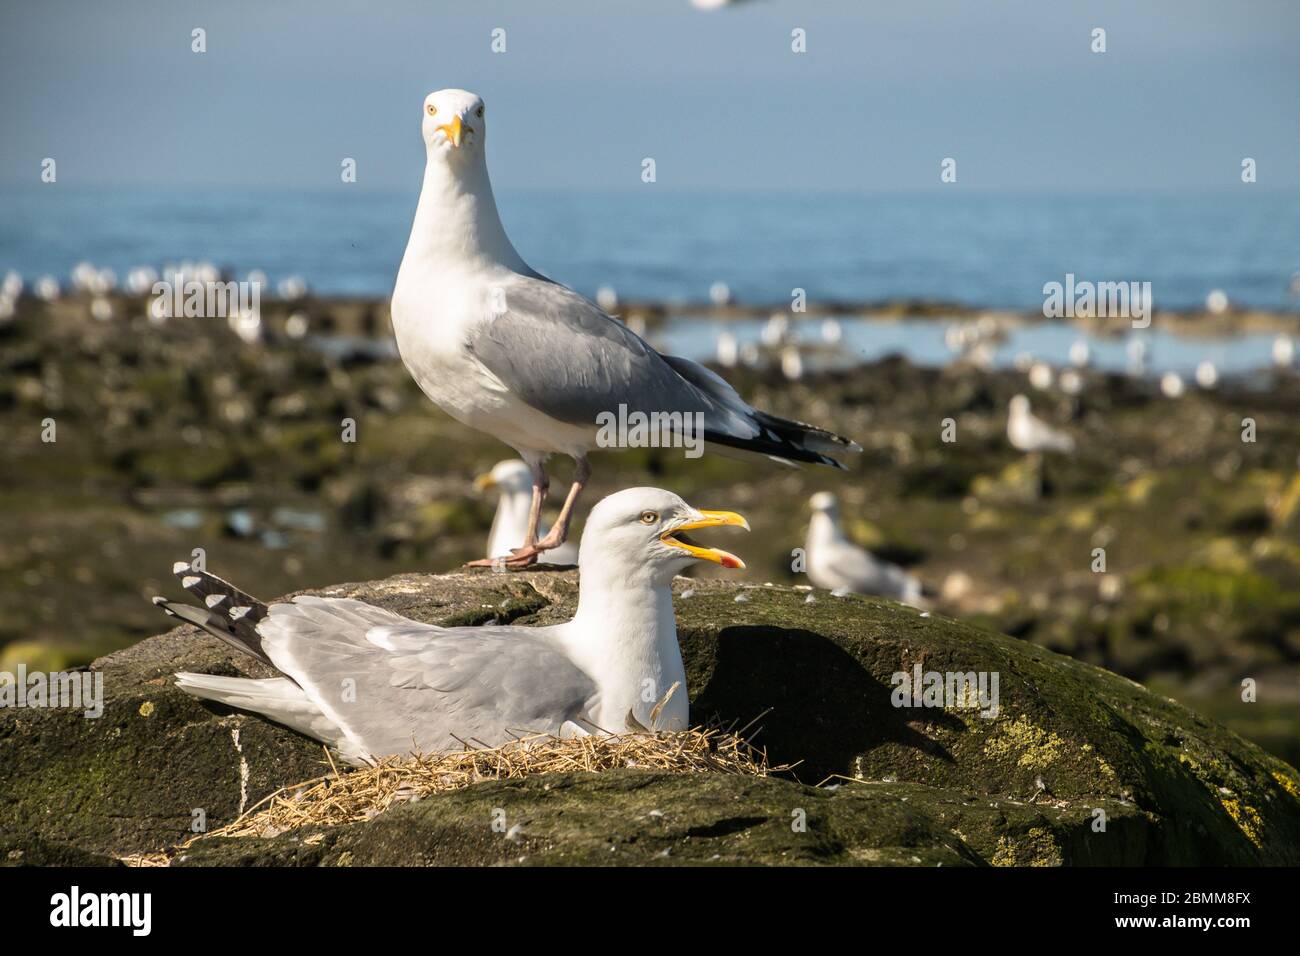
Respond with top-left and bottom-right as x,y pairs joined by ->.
158,566 -> 369,762
152,561 -> 273,666
174,672 -> 357,758
174,672 -> 299,707
172,561 -> 266,623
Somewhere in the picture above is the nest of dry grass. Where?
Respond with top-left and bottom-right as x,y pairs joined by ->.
122,725 -> 786,866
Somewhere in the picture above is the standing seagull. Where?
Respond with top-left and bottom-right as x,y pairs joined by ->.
475,459 -> 580,565
391,89 -> 858,566
155,488 -> 749,765
805,492 -> 922,605
1007,394 -> 1075,454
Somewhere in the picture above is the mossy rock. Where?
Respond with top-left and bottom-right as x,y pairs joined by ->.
172,771 -> 1142,867
2,571 -> 1297,866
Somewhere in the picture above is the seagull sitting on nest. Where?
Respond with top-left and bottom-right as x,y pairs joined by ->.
391,89 -> 858,567
475,459 -> 579,565
805,491 -> 922,605
1007,394 -> 1075,454
153,488 -> 748,766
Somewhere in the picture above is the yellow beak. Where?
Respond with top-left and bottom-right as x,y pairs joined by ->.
437,115 -> 467,148
473,472 -> 496,492
660,510 -> 749,569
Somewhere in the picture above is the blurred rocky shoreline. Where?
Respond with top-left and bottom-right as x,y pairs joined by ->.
3,290 -> 1299,765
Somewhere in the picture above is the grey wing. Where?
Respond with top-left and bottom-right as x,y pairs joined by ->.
467,274 -> 759,438
823,542 -> 918,600
824,541 -> 888,591
256,596 -> 597,759
467,274 -> 858,467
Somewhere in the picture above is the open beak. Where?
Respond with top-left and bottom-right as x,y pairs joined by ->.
437,115 -> 468,148
660,510 -> 749,569
473,472 -> 496,492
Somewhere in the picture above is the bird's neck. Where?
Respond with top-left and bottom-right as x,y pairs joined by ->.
566,567 -> 688,732
808,512 -> 844,547
487,489 -> 533,558
400,151 -> 527,273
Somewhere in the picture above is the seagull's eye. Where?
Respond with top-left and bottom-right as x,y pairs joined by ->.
476,105 -> 484,118
426,104 -> 437,116
639,511 -> 659,525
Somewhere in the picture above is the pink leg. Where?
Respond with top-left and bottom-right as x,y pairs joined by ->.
488,457 -> 588,569
466,459 -> 549,568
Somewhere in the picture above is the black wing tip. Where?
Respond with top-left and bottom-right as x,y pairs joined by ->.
704,429 -> 855,470
170,561 -> 267,615
153,562 -> 277,668
748,410 -> 860,457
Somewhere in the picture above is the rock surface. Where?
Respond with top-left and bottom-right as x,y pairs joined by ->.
3,570 -> 1298,866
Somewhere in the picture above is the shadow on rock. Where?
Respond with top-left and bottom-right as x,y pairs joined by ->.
686,624 -> 962,784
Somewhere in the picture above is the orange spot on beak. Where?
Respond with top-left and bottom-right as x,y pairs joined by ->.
436,114 -> 467,148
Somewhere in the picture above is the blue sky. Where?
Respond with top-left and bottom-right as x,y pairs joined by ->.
1,0 -> 1297,193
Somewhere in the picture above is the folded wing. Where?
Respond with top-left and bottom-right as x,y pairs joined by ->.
467,274 -> 858,468
257,596 -> 598,759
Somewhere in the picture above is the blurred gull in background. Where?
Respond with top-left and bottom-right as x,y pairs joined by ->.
277,275 -> 308,301
761,312 -> 790,347
715,329 -> 739,368
125,266 -> 159,295
1057,368 -> 1084,397
780,344 -> 803,381
1007,394 -> 1075,453
1126,337 -> 1148,377
805,491 -> 922,606
35,275 -> 60,301
596,285 -> 619,312
1195,360 -> 1218,389
475,459 -> 580,565
1273,335 -> 1294,368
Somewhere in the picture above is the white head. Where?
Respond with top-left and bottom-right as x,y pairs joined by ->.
578,487 -> 748,587
1009,394 -> 1031,416
421,88 -> 487,161
809,491 -> 839,515
474,459 -> 532,496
